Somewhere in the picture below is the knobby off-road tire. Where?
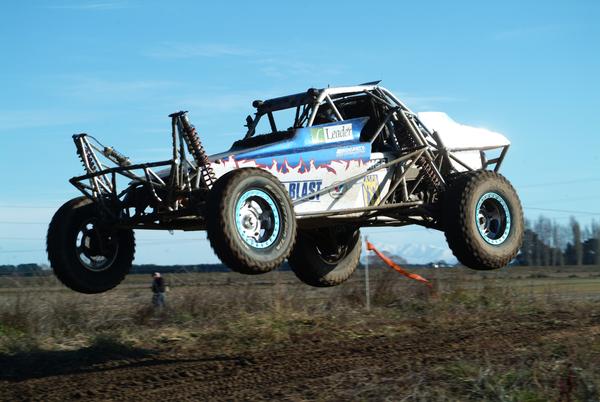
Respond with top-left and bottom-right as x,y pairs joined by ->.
443,170 -> 523,270
206,169 -> 296,275
47,197 -> 135,294
288,228 -> 361,287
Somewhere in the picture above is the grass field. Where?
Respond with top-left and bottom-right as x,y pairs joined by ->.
1,265 -> 600,401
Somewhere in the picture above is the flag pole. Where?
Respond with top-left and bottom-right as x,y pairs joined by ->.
365,236 -> 371,311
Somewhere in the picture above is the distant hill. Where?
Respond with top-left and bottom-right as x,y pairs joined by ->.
363,243 -> 457,265
396,243 -> 457,264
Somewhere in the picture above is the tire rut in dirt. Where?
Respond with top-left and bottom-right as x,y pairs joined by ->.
0,312 -> 589,401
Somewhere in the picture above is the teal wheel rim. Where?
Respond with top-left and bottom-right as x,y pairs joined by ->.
235,189 -> 281,249
475,192 -> 511,245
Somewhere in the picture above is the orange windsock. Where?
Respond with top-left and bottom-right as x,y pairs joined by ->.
366,241 -> 432,288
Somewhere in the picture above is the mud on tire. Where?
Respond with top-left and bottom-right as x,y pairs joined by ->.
288,227 -> 361,287
443,170 -> 523,270
47,197 -> 135,294
206,168 -> 296,275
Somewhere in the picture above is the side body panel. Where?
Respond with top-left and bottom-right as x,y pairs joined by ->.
210,117 -> 392,215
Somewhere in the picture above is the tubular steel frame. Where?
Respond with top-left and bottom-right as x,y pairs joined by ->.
69,85 -> 509,231
244,85 -> 508,227
70,111 -> 215,230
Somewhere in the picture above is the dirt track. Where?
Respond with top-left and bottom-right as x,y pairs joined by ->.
1,310 -> 597,401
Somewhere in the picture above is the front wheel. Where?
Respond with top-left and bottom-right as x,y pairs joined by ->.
206,169 -> 296,275
288,227 -> 361,287
443,171 -> 523,270
47,197 -> 135,293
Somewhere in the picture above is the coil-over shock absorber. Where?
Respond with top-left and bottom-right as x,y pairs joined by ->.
171,111 -> 216,189
73,133 -> 115,196
396,113 -> 443,190
102,146 -> 131,167
417,151 -> 443,189
74,134 -> 99,175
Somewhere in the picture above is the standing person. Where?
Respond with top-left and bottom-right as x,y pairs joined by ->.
151,272 -> 167,308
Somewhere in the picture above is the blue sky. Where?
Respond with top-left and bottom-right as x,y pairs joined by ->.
1,0 -> 599,265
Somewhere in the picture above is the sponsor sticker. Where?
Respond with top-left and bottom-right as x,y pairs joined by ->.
285,180 -> 323,202
310,123 -> 353,144
362,174 -> 380,206
329,182 -> 346,199
335,145 -> 366,158
367,158 -> 387,171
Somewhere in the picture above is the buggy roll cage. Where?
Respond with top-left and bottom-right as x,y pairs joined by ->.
246,84 -> 509,174
68,84 -> 509,230
245,84 -> 509,226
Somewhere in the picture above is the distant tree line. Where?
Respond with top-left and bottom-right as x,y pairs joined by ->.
131,264 -> 230,274
0,264 -> 48,276
516,216 -> 600,266
0,263 -> 233,276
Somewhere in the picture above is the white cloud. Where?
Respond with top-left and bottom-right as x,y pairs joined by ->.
493,25 -> 562,41
391,91 -> 465,111
0,109 -> 90,131
142,43 -> 344,80
177,92 -> 262,113
65,77 -> 178,98
0,78 -> 179,132
47,2 -> 132,10
144,42 -> 255,59
254,58 -> 343,79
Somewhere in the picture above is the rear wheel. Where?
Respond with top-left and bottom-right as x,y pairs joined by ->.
288,227 -> 361,287
443,170 -> 523,270
206,169 -> 296,274
47,197 -> 135,293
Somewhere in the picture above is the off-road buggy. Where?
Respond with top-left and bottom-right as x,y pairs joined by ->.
47,82 -> 524,293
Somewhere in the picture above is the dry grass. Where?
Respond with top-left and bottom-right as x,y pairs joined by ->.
1,266 -> 600,400
0,268 -> 579,351
0,269 -> 443,353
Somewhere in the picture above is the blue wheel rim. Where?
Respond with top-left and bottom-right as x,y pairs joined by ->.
235,189 -> 281,249
475,192 -> 511,245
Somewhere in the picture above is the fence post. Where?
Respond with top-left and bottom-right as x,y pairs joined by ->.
365,236 -> 371,311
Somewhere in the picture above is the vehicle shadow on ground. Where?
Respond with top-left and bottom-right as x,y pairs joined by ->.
0,339 -> 249,382
0,338 -> 152,381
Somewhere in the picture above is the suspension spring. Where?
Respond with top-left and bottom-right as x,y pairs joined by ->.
388,121 -> 403,152
74,136 -> 98,175
179,116 -> 216,189
419,154 -> 442,188
401,119 -> 442,190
